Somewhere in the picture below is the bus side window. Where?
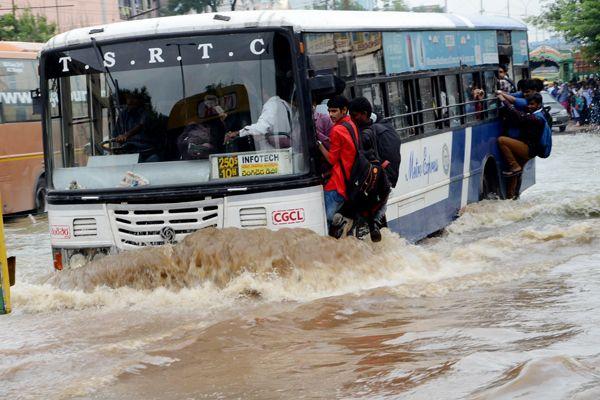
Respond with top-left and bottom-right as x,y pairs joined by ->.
386,80 -> 409,136
352,32 -> 384,77
418,77 -> 436,134
0,58 -> 40,123
431,76 -> 445,130
483,70 -> 498,118
444,75 -> 462,128
334,32 -> 353,78
403,80 -> 420,136
359,83 -> 384,118
462,72 -> 484,123
514,66 -> 528,82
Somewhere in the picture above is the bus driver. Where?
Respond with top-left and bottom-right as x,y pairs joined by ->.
113,90 -> 160,162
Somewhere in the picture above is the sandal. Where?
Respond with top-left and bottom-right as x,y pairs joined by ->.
502,169 -> 522,177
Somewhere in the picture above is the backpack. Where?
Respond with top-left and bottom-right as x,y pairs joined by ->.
370,122 -> 401,188
339,121 -> 386,211
534,110 -> 552,158
176,123 -> 214,159
541,105 -> 553,129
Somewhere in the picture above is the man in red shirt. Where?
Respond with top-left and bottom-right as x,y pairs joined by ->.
316,95 -> 358,229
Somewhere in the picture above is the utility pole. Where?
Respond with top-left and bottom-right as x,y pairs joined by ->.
480,0 -> 483,14
444,0 -> 448,12
507,0 -> 510,16
55,0 -> 60,31
101,0 -> 107,24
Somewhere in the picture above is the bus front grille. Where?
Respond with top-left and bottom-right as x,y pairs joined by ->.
107,200 -> 223,249
239,207 -> 267,228
73,218 -> 98,237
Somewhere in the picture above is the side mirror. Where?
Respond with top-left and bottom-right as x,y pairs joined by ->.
308,74 -> 345,97
31,88 -> 42,115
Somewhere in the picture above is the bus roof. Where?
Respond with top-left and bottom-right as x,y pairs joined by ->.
0,41 -> 43,59
43,10 -> 527,51
0,41 -> 44,52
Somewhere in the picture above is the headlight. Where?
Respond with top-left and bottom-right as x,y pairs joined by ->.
558,109 -> 568,117
52,247 -> 112,271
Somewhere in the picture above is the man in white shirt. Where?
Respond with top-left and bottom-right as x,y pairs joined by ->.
224,95 -> 293,151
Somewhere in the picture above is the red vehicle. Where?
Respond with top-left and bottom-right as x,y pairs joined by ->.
0,41 -> 45,215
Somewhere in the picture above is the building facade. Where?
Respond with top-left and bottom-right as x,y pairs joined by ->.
0,0 -> 122,33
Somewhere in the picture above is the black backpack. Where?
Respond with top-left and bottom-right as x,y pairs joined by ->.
542,105 -> 553,129
339,121 -> 387,211
370,122 -> 401,188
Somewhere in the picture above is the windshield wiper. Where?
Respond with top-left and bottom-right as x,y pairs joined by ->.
166,42 -> 195,122
91,37 -> 123,135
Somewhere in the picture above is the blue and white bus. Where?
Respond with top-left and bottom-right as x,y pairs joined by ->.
39,10 -> 531,270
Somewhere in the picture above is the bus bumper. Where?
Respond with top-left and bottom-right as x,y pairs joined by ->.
48,185 -> 327,270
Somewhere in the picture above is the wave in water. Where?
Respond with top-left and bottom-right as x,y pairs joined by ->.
12,215 -> 600,313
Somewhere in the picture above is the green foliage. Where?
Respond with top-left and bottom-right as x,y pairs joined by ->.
411,4 -> 445,12
381,0 -> 409,11
336,0 -> 365,10
312,0 -> 365,10
340,0 -> 364,10
531,0 -> 600,61
166,0 -> 222,14
0,9 -> 56,42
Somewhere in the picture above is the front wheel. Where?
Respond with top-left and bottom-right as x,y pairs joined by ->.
559,125 -> 566,132
34,176 -> 46,214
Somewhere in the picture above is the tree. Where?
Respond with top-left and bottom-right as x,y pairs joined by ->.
411,4 -> 444,12
312,0 -> 365,10
0,9 -> 56,42
530,0 -> 600,61
382,0 -> 409,11
166,0 -> 222,14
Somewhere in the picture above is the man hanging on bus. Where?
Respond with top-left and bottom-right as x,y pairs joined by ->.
316,95 -> 358,234
348,97 -> 400,242
497,92 -> 549,199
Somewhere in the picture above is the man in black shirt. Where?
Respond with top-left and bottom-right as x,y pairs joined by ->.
348,97 -> 396,242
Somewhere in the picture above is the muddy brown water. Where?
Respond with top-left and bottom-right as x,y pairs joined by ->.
1,133 -> 600,399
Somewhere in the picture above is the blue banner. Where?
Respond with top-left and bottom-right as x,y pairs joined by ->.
383,30 -> 499,74
511,31 -> 529,65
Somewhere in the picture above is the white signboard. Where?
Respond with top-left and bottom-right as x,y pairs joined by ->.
209,149 -> 293,180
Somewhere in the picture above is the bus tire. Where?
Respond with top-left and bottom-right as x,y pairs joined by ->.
34,175 -> 46,214
480,159 -> 500,200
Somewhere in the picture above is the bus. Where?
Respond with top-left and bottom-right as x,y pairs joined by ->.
0,41 -> 45,216
38,10 -> 532,270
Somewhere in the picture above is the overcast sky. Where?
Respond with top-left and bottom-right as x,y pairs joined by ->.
407,0 -> 552,41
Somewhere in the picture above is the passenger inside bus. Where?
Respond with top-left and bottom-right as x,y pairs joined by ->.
113,89 -> 162,162
174,92 -> 229,159
223,33 -> 297,152
166,85 -> 253,159
467,86 -> 486,120
223,73 -> 294,151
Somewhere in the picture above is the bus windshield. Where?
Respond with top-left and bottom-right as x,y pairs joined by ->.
43,31 -> 308,191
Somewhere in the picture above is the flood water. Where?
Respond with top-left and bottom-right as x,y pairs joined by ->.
2,133 -> 600,400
